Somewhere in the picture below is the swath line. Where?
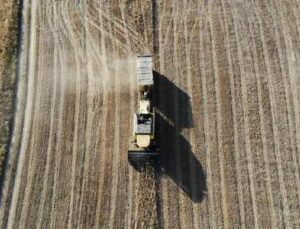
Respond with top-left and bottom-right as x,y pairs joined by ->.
208,4 -> 229,228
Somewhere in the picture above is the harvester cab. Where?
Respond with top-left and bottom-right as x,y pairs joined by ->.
128,54 -> 159,164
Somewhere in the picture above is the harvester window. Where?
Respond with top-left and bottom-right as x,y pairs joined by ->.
135,114 -> 153,134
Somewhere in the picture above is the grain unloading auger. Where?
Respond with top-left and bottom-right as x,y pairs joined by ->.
128,54 -> 159,163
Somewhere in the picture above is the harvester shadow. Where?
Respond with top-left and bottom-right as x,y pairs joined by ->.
156,113 -> 207,203
154,71 -> 206,203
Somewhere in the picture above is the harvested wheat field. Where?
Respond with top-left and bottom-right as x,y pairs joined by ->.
0,0 -> 300,228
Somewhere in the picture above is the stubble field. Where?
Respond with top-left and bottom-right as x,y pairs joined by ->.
0,0 -> 300,228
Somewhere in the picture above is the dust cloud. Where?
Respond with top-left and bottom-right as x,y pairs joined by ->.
60,52 -> 139,97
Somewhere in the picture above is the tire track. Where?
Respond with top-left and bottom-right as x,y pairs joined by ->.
199,9 -> 217,229
172,1 -> 192,228
108,39 -> 122,229
165,0 -> 182,227
7,0 -> 38,227
56,1 -> 90,227
287,1 -> 300,178
0,0 -> 31,225
37,3 -> 69,227
240,4 -> 281,225
229,3 -> 267,228
201,12 -> 225,228
94,9 -> 118,225
118,1 -> 135,227
36,1 -> 60,226
18,2 -> 54,227
183,1 -> 204,228
66,17 -> 84,229
48,2 -> 81,224
157,1 -> 172,228
246,1 -> 286,227
219,1 -> 247,227
93,2 -> 112,227
252,0 -> 291,227
268,1 -> 300,225
209,3 -> 229,228
245,2 -> 278,227
76,0 -> 94,224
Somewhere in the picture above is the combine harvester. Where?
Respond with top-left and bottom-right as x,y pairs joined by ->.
128,54 -> 159,164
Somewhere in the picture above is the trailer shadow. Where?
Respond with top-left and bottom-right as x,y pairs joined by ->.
152,71 -> 193,130
154,71 -> 206,203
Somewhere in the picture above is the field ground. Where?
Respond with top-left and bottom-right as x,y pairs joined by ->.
0,0 -> 19,176
1,0 -> 300,228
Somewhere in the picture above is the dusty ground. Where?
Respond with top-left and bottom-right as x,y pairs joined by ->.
1,0 -> 300,228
